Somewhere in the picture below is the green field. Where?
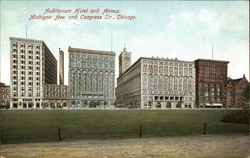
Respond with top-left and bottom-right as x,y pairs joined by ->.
0,110 -> 249,144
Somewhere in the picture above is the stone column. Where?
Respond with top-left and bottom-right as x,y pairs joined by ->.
162,102 -> 166,109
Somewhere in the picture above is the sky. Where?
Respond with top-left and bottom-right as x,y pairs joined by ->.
0,1 -> 249,85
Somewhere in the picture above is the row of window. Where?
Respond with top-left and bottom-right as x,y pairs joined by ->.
142,60 -> 193,67
70,53 -> 114,61
13,60 -> 40,65
12,81 -> 40,86
13,71 -> 40,75
0,94 -> 9,98
143,65 -> 193,76
12,43 -> 40,49
13,54 -> 40,60
13,76 -> 40,80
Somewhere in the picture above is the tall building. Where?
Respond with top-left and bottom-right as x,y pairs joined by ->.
119,47 -> 131,76
195,59 -> 229,108
227,75 -> 249,108
59,48 -> 64,85
117,55 -> 196,109
0,82 -> 10,109
68,47 -> 115,108
10,37 -> 57,109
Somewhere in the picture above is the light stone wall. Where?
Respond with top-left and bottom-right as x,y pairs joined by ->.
68,47 -> 115,108
117,57 -> 195,109
9,37 -> 57,109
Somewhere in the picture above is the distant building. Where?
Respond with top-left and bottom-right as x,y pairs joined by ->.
227,75 -> 249,108
195,59 -> 229,108
43,84 -> 68,108
68,47 -> 115,108
9,37 -> 57,109
119,47 -> 131,76
0,82 -> 10,109
117,54 -> 195,109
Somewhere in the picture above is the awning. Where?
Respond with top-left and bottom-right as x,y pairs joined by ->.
205,103 -> 223,106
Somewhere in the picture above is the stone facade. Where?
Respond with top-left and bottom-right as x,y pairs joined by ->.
0,82 -> 10,109
43,84 -> 68,108
227,75 -> 249,108
195,59 -> 229,108
117,56 -> 195,109
68,47 -> 115,108
9,37 -> 57,109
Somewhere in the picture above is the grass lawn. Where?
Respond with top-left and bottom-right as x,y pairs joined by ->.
0,110 -> 249,144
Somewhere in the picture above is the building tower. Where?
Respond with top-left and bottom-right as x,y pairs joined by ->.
119,47 -> 131,76
9,37 -> 57,109
59,48 -> 64,85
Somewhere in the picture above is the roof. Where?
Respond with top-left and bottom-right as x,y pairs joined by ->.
10,37 -> 44,43
68,47 -> 115,56
195,58 -> 229,63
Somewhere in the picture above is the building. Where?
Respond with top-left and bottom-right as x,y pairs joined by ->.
59,48 -> 64,85
227,75 -> 249,108
68,47 -> 115,108
195,59 -> 229,108
10,37 -> 57,109
43,84 -> 68,108
119,47 -> 131,76
117,54 -> 196,109
0,82 -> 10,109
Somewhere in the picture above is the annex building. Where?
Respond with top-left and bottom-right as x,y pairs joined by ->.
116,48 -> 195,109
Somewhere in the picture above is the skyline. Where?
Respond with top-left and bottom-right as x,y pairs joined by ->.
1,1 -> 249,85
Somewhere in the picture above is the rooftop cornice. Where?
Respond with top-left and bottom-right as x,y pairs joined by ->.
68,47 -> 115,56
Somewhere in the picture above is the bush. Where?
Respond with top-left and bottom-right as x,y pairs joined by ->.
221,110 -> 250,124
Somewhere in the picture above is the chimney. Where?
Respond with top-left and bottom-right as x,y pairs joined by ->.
59,48 -> 64,85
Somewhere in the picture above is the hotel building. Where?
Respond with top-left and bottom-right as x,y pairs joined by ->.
68,47 -> 115,108
117,50 -> 195,109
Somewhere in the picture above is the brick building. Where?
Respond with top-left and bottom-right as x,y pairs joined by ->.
0,82 -> 10,109
195,59 -> 229,108
227,74 -> 249,108
43,84 -> 68,108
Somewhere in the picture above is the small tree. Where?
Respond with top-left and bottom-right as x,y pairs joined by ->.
19,101 -> 23,107
241,82 -> 250,102
176,101 -> 183,108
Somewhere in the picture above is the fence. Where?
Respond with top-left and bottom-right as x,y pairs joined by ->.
0,122 -> 229,144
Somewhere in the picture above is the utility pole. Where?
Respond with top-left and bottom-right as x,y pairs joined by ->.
212,44 -> 214,60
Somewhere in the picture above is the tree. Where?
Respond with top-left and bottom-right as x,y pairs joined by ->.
176,101 -> 183,108
241,82 -> 250,102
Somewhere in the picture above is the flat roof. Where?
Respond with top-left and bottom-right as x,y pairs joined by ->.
68,47 -> 115,56
195,58 -> 229,63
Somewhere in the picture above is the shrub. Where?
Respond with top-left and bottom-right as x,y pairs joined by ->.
221,110 -> 250,124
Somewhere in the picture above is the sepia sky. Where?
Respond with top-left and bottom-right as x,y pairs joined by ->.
0,1 -> 249,85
